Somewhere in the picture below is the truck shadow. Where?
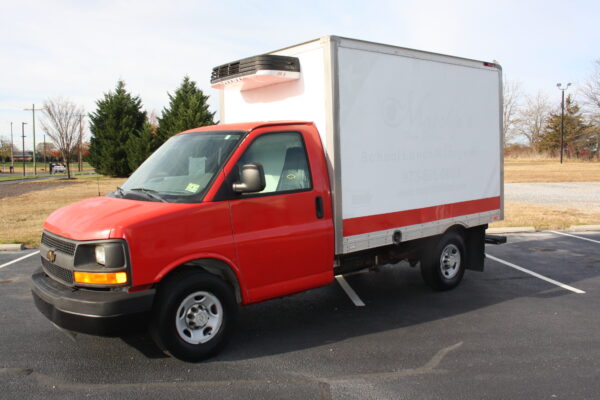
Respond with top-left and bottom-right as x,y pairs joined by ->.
119,236 -> 597,362
216,264 -> 512,361
120,264 -> 475,360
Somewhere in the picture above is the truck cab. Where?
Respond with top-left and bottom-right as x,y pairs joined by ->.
32,122 -> 335,361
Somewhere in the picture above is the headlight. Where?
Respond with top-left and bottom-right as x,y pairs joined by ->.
95,245 -> 106,265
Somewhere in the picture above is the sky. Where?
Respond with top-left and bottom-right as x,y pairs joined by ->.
1,0 -> 599,151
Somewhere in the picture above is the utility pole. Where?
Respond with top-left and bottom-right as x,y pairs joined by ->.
556,83 -> 572,164
24,104 -> 44,175
10,122 -> 14,171
78,114 -> 83,172
72,113 -> 86,173
43,133 -> 47,166
21,122 -> 27,177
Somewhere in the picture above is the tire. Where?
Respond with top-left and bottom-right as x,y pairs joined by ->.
150,270 -> 237,362
420,231 -> 466,291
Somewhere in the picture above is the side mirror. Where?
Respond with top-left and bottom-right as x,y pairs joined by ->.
232,163 -> 266,193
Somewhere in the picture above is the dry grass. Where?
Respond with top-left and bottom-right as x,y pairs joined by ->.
504,159 -> 600,183
0,176 -> 125,247
500,159 -> 600,228
490,201 -> 600,230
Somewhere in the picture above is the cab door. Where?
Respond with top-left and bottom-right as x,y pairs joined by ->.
220,125 -> 334,303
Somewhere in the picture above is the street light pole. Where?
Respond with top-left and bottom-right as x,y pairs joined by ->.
78,114 -> 83,172
21,122 -> 27,177
10,122 -> 14,169
24,104 -> 43,176
556,83 -> 572,164
560,89 -> 564,164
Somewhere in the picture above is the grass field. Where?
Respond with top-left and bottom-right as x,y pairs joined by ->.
495,159 -> 600,229
0,176 -> 125,247
504,159 -> 600,183
0,173 -> 54,182
0,161 -> 93,175
0,161 -> 95,182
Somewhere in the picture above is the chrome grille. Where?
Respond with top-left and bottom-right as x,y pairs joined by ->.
41,257 -> 74,285
41,233 -> 75,255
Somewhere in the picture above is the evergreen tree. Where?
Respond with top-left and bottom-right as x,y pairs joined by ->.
88,81 -> 146,177
125,121 -> 158,171
536,95 -> 591,158
156,76 -> 215,144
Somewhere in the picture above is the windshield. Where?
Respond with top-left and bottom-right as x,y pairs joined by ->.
118,131 -> 244,203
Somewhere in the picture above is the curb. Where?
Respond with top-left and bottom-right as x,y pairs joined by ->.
567,224 -> 600,232
488,225 -> 600,234
486,227 -> 536,234
0,244 -> 25,251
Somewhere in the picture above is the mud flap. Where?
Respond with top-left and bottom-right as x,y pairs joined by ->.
465,225 -> 486,271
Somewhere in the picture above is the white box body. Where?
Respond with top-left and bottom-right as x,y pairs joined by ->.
218,36 -> 503,254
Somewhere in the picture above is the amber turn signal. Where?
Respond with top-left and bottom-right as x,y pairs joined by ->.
74,271 -> 128,285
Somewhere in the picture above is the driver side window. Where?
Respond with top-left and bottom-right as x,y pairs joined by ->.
237,132 -> 312,195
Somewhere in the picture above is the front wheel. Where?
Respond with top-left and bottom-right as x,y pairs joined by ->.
420,231 -> 466,291
150,270 -> 237,362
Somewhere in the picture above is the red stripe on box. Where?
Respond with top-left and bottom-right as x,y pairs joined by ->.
342,197 -> 501,237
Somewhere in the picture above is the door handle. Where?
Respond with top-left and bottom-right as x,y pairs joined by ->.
315,196 -> 324,219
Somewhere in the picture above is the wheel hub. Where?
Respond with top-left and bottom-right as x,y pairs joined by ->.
175,291 -> 224,344
440,243 -> 461,279
187,306 -> 209,328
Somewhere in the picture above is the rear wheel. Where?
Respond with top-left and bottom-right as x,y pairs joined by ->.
150,270 -> 237,362
420,231 -> 466,291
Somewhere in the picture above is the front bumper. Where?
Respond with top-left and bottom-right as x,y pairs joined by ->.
31,268 -> 155,336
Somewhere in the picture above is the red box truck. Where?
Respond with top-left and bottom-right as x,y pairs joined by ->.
31,36 -> 503,361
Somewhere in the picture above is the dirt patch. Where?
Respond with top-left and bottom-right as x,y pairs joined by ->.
0,180 -> 84,200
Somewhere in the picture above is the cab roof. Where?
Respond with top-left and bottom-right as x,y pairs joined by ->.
179,121 -> 312,135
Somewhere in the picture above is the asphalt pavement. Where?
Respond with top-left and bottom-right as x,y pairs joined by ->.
1,231 -> 599,399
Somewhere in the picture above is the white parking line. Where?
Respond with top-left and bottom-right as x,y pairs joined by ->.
0,251 -> 40,270
335,275 -> 366,307
486,253 -> 585,294
550,231 -> 600,245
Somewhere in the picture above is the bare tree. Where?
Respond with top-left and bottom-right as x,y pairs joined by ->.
581,59 -> 600,111
503,77 -> 522,145
147,109 -> 160,129
0,136 -> 13,171
581,59 -> 600,159
40,97 -> 83,179
517,91 -> 551,148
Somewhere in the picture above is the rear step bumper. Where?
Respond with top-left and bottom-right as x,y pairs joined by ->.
485,234 -> 507,245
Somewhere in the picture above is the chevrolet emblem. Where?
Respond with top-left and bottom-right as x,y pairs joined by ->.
47,250 -> 56,263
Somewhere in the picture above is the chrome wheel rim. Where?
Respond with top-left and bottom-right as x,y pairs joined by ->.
440,244 -> 461,279
175,291 -> 223,344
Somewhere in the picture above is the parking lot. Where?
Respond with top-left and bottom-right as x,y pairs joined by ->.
1,230 -> 599,399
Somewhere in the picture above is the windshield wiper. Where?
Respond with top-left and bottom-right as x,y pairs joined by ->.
129,187 -> 167,203
115,186 -> 126,198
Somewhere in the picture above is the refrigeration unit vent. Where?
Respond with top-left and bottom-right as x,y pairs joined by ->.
210,55 -> 301,91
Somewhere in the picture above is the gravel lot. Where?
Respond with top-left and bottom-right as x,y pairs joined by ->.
505,182 -> 600,206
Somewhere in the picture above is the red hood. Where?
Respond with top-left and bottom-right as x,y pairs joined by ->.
44,196 -> 193,240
